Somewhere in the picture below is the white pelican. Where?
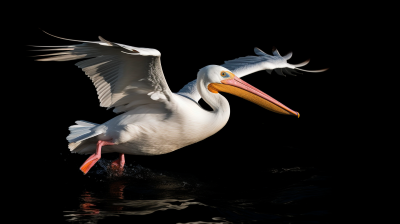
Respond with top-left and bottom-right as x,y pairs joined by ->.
32,31 -> 327,174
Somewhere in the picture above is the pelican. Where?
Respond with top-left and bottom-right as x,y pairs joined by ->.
32,31 -> 327,174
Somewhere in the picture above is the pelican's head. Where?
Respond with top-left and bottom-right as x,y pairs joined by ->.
199,65 -> 299,117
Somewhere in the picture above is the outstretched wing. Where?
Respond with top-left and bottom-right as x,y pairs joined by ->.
32,31 -> 175,113
177,47 -> 328,102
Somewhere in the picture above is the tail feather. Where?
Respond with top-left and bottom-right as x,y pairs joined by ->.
67,120 -> 104,154
67,120 -> 101,144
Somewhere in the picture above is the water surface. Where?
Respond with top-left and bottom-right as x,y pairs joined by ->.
58,158 -> 332,223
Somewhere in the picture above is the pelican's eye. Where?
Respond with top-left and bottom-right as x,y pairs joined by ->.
221,72 -> 230,78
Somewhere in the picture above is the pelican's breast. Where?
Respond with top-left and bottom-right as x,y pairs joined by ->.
101,94 -> 228,155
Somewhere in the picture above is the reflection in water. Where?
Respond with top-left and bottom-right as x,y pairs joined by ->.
112,199 -> 207,215
63,159 -> 330,223
79,191 -> 100,216
64,160 -> 231,223
67,195 -> 211,221
65,187 -> 226,223
109,180 -> 126,200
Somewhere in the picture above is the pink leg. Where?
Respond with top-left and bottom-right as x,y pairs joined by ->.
110,153 -> 125,175
80,140 -> 114,175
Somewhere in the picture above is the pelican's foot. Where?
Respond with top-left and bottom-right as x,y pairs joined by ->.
80,140 -> 114,175
80,153 -> 101,175
110,153 -> 125,176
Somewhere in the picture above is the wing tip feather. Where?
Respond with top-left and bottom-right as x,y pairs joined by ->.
40,29 -> 94,43
294,67 -> 329,73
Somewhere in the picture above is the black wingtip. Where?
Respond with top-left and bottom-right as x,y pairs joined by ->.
291,69 -> 303,75
274,68 -> 286,77
282,68 -> 297,76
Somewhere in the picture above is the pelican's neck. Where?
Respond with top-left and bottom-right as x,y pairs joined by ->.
196,77 -> 230,119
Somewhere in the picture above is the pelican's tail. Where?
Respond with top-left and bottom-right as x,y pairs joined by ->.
67,120 -> 102,154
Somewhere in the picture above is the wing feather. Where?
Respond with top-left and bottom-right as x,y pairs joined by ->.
33,31 -> 174,113
178,47 -> 327,102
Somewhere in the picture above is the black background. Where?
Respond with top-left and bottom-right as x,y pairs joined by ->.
12,5 -> 363,222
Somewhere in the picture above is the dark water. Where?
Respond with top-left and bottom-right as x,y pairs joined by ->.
55,154 -> 332,223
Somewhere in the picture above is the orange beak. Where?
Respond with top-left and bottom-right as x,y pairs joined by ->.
208,76 -> 299,117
